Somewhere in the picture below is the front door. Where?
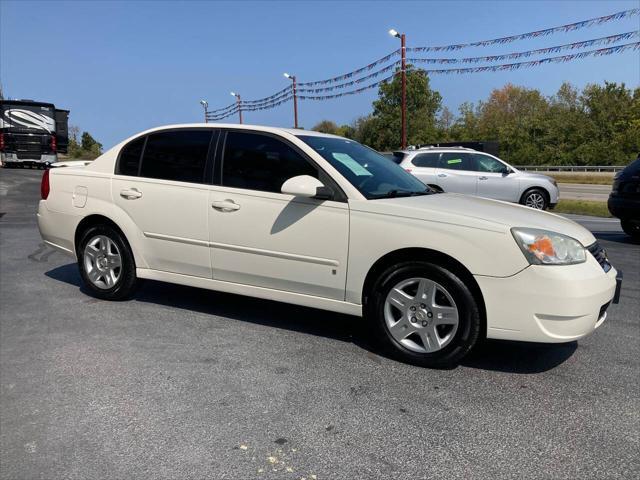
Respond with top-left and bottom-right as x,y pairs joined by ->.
474,153 -> 521,202
208,130 -> 349,300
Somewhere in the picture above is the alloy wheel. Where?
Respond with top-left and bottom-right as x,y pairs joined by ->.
384,277 -> 459,353
83,235 -> 122,289
525,192 -> 545,209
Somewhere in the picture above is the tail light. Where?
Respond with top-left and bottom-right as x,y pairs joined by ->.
0,133 -> 4,152
41,169 -> 50,200
50,135 -> 57,153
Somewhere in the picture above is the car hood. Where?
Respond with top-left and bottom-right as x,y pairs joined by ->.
517,172 -> 554,182
354,193 -> 596,246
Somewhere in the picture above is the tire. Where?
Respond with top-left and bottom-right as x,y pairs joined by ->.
521,188 -> 549,210
621,219 -> 640,240
366,261 -> 481,368
77,224 -> 138,300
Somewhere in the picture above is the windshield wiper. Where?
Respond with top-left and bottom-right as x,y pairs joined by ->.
370,189 -> 430,199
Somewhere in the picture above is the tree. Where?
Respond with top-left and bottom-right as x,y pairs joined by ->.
436,106 -> 455,139
304,80 -> 639,166
312,120 -> 340,135
367,67 -> 442,150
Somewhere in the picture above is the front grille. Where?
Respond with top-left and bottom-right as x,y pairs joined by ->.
587,242 -> 611,273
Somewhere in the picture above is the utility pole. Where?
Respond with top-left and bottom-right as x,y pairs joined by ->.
284,73 -> 299,128
389,29 -> 407,149
231,92 -> 243,124
199,100 -> 208,123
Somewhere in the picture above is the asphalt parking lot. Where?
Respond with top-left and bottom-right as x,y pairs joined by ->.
1,168 -> 638,480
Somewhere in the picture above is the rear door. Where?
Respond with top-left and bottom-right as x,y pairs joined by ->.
435,152 -> 478,195
112,128 -> 216,277
408,152 -> 440,186
474,153 -> 521,202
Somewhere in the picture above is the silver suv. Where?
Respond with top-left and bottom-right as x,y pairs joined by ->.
392,147 -> 559,210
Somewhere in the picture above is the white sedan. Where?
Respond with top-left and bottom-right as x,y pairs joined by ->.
37,124 -> 622,367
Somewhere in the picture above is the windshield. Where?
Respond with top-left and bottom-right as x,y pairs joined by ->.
298,136 -> 431,199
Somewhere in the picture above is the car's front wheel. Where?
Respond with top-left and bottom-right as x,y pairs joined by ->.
521,188 -> 549,210
78,224 -> 138,300
367,261 -> 481,368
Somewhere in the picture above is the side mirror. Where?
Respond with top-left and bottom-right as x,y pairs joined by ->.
281,175 -> 332,199
502,167 -> 512,175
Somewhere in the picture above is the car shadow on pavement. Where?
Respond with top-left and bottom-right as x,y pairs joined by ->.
46,262 -> 577,373
462,339 -> 577,374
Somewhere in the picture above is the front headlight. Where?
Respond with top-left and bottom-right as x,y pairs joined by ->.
511,228 -> 586,265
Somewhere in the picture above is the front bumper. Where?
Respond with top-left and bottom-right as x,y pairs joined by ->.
476,256 -> 618,343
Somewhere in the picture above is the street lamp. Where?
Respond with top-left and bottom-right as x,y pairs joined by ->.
284,73 -> 299,129
230,91 -> 243,124
389,28 -> 407,149
199,99 -> 208,123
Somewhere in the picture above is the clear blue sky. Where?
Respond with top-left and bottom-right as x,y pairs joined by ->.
1,0 -> 639,149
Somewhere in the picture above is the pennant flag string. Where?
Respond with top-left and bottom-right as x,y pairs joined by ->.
298,42 -> 639,101
241,86 -> 292,105
294,9 -> 638,89
411,8 -> 639,52
297,61 -> 401,93
299,75 -> 395,100
207,102 -> 239,115
413,41 -> 640,75
206,96 -> 293,121
297,50 -> 400,87
408,30 -> 639,64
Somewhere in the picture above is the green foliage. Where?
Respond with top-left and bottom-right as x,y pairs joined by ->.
68,127 -> 103,159
325,78 -> 638,166
359,67 -> 442,150
441,81 -> 639,166
312,120 -> 356,139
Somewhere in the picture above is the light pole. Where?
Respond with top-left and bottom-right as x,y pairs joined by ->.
389,28 -> 407,149
199,99 -> 208,123
284,73 -> 299,129
230,92 -> 243,124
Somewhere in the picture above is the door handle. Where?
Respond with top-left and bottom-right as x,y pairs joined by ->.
211,199 -> 241,212
120,188 -> 143,199
479,176 -> 488,180
437,173 -> 448,178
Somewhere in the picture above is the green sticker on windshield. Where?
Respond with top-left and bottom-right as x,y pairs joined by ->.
447,158 -> 462,165
332,153 -> 373,176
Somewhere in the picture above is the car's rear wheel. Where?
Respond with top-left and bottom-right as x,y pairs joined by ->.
78,225 -> 138,300
367,261 -> 481,367
621,219 -> 640,240
521,188 -> 549,210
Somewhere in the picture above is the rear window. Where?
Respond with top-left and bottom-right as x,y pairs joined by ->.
412,152 -> 440,168
139,129 -> 212,184
390,152 -> 405,164
117,136 -> 145,176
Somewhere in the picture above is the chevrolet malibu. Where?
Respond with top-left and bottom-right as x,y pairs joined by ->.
37,124 -> 622,367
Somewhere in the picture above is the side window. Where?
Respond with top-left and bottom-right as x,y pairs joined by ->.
139,129 -> 212,184
117,136 -> 145,176
474,154 -> 506,173
222,131 -> 318,193
412,152 -> 440,168
438,152 -> 477,171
